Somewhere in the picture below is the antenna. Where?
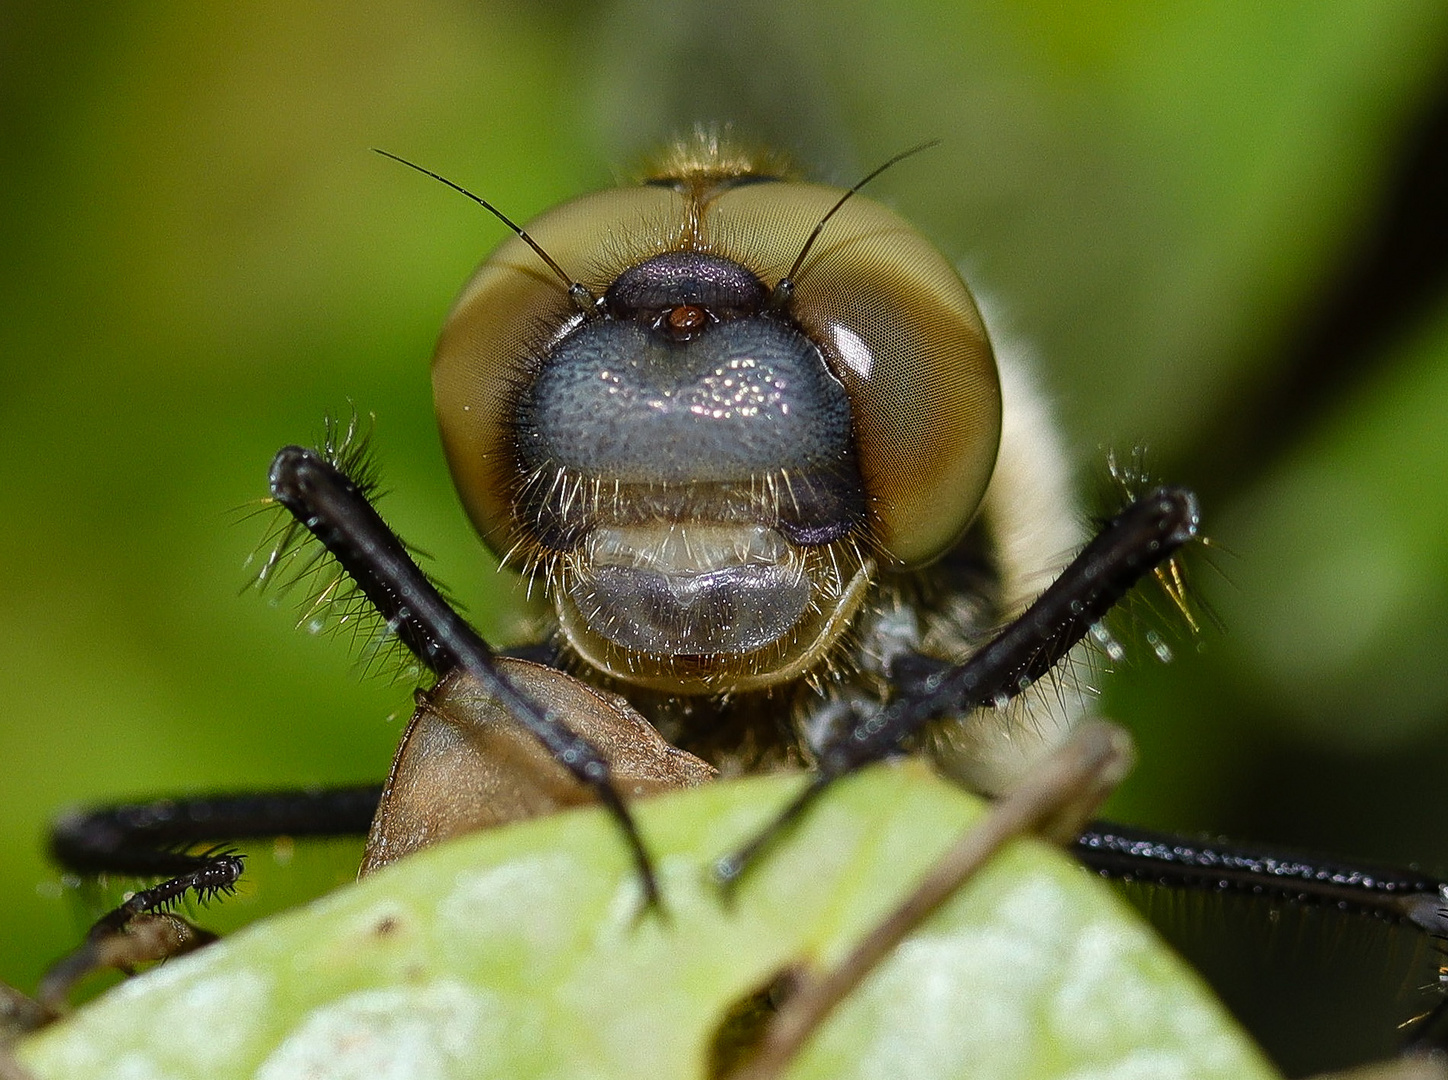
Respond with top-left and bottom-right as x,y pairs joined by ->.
772,140 -> 941,307
373,149 -> 596,314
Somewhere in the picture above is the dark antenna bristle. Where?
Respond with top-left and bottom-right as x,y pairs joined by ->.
774,140 -> 941,301
373,148 -> 596,314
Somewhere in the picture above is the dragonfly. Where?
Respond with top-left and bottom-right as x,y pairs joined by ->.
10,133 -> 1448,1080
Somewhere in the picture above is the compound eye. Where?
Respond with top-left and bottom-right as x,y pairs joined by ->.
706,184 -> 1002,567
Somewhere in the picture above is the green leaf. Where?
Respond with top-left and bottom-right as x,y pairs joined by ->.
18,763 -> 1277,1080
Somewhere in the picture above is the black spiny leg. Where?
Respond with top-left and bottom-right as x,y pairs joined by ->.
50,786 -> 384,878
43,442 -> 661,1004
1074,822 -> 1448,938
40,785 -> 382,1007
715,486 -> 1203,884
1074,820 -> 1448,1051
265,447 -> 660,908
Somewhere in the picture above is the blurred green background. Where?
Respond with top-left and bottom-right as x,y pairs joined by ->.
3,1 -> 1448,1074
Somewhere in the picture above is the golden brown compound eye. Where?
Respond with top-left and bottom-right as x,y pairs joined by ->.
432,178 -> 1001,571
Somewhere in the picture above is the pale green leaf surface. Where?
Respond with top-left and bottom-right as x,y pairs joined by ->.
19,764 -> 1277,1080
